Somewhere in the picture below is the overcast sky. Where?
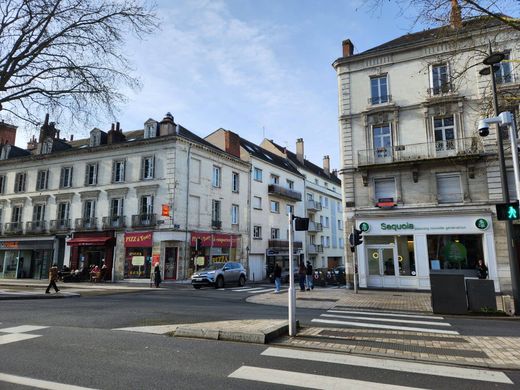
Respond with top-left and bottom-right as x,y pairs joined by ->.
18,0 -> 426,169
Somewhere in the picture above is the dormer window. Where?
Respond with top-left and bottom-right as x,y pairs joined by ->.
144,120 -> 158,139
0,145 -> 11,160
89,129 -> 101,147
41,139 -> 53,154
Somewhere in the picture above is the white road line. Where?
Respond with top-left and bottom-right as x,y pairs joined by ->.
312,318 -> 460,335
0,325 -> 49,333
0,333 -> 41,345
328,310 -> 445,320
0,372 -> 99,390
320,313 -> 451,327
229,366 -> 426,390
230,287 -> 265,292
261,347 -> 512,384
248,288 -> 274,294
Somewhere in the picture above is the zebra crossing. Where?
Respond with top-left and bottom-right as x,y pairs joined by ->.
311,307 -> 459,334
217,285 -> 288,294
0,325 -> 49,345
228,346 -> 514,388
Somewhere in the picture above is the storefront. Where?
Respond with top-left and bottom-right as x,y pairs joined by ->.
124,231 -> 153,279
354,214 -> 498,291
265,241 -> 303,278
67,232 -> 115,280
0,238 -> 56,279
190,232 -> 241,273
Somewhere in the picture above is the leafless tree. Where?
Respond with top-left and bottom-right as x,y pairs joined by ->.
0,0 -> 156,127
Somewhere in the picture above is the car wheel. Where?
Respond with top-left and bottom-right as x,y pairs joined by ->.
238,275 -> 246,287
215,276 -> 224,289
193,285 -> 201,289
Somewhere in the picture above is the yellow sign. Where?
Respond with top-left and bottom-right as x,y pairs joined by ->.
196,256 -> 205,266
132,256 -> 145,266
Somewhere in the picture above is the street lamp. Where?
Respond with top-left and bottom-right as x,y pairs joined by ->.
480,44 -> 520,313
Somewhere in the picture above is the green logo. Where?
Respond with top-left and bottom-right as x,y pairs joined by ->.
359,222 -> 370,232
475,218 -> 489,230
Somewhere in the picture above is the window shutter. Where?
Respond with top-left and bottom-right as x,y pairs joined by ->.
60,168 -> 64,188
92,201 -> 96,218
112,161 -> 116,183
375,178 -> 396,201
140,158 -> 145,179
70,167 -> 73,187
32,206 -> 37,221
85,165 -> 89,185
120,198 -> 124,215
437,174 -> 462,203
94,163 -> 98,184
151,156 -> 155,178
122,161 -> 126,182
45,170 -> 49,189
150,196 -> 154,214
22,173 -> 26,191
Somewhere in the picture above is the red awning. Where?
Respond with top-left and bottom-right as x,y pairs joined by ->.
66,237 -> 114,246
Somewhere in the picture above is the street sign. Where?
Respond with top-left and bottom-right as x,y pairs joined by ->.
496,201 -> 520,220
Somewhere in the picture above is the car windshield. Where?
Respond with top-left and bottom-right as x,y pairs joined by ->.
202,263 -> 225,271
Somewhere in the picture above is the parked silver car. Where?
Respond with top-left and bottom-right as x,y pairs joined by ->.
191,262 -> 247,289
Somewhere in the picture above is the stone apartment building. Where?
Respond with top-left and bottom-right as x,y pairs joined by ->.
333,13 -> 520,292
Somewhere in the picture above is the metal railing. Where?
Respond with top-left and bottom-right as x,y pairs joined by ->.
268,184 -> 302,201
131,214 -> 156,228
496,72 -> 519,85
358,137 -> 484,166
306,199 -> 322,211
4,222 -> 23,235
26,221 -> 47,233
49,219 -> 72,232
75,217 -> 98,230
427,82 -> 453,96
307,244 -> 324,254
102,216 -> 126,229
211,220 -> 222,230
367,95 -> 392,105
308,221 -> 323,232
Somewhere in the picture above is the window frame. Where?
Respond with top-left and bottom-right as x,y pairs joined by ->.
36,169 -> 49,191
232,171 -> 239,193
374,177 -> 397,202
253,225 -> 262,239
212,165 -> 221,188
112,159 -> 126,183
271,228 -> 280,239
231,204 -> 239,225
14,172 -> 26,193
253,167 -> 263,182
430,63 -> 450,95
0,175 -> 5,194
85,163 -> 98,186
270,200 -> 280,213
60,166 -> 73,188
212,199 -> 221,222
141,156 -> 155,180
370,74 -> 389,104
253,196 -> 262,210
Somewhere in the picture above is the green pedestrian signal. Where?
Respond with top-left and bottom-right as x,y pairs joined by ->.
496,201 -> 520,221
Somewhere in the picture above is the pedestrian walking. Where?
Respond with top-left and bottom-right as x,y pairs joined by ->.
45,264 -> 60,294
154,264 -> 162,288
273,263 -> 282,293
476,259 -> 488,280
298,260 -> 306,291
306,261 -> 314,291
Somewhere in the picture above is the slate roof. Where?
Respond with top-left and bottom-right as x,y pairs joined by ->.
1,144 -> 31,158
267,140 -> 341,185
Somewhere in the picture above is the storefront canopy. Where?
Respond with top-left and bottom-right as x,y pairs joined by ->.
66,237 -> 114,246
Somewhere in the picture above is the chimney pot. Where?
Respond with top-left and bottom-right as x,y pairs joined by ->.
116,122 -> 120,132
296,138 -> 304,164
323,155 -> 330,175
70,134 -> 74,141
111,123 -> 115,131
450,0 -> 462,29
342,39 -> 354,57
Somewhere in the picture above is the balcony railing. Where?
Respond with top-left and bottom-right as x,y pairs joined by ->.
211,220 -> 222,230
268,240 -> 303,249
26,221 -> 47,234
4,222 -> 23,235
427,82 -> 453,96
367,95 -> 392,105
102,216 -> 126,229
358,137 -> 484,167
308,221 -> 323,232
75,217 -> 98,231
306,199 -> 322,212
307,244 -> 324,254
496,73 -> 518,85
49,219 -> 71,232
131,214 -> 156,228
268,184 -> 302,201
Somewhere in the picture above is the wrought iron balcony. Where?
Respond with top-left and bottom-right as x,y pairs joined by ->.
102,216 -> 126,229
4,222 -> 23,235
75,217 -> 98,231
358,137 -> 484,167
367,95 -> 392,105
427,82 -> 453,97
131,214 -> 156,228
306,199 -> 322,212
307,244 -> 323,254
308,221 -> 323,232
211,220 -> 222,230
268,240 -> 303,250
268,184 -> 302,202
49,219 -> 72,232
26,221 -> 47,234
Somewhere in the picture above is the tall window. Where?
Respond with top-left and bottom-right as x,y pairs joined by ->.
36,170 -> 49,191
32,204 -> 46,223
231,204 -> 239,225
253,196 -> 262,209
270,174 -> 279,184
140,195 -> 154,215
270,200 -> 279,213
436,173 -> 462,203
212,200 -> 221,222
212,166 -> 221,187
338,220 -> 343,230
85,163 -> 98,186
111,198 -> 124,217
112,160 -> 126,183
253,167 -> 263,182
253,226 -> 262,239
11,205 -> 23,223
60,167 -> 73,188
83,200 -> 96,220
373,124 -> 392,159
57,202 -> 70,225
375,177 -> 396,202
14,172 -> 26,193
141,156 -> 155,180
271,228 -> 280,239
496,53 -> 513,84
431,64 -> 450,95
287,179 -> 294,189
370,75 -> 388,104
434,116 -> 455,151
232,172 -> 239,192
286,204 -> 294,215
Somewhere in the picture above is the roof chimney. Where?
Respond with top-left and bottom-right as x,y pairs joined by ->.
342,39 -> 354,57
296,138 -> 304,164
159,112 -> 175,136
70,134 -> 74,141
27,135 -> 38,151
450,0 -> 462,29
323,155 -> 330,175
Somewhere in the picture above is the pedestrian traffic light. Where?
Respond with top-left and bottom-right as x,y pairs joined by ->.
353,228 -> 363,246
294,217 -> 309,231
496,201 -> 520,221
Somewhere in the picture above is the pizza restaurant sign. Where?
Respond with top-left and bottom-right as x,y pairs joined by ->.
124,232 -> 153,247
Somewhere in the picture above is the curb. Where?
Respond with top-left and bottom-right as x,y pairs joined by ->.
0,292 -> 80,300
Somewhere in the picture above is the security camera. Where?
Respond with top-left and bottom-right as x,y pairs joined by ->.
478,119 -> 490,137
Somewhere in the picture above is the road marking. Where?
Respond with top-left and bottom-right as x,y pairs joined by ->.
328,310 -> 445,320
231,287 -> 265,292
0,333 -> 41,345
312,318 -> 460,334
261,347 -> 512,384
229,366 -> 426,389
0,372 -> 99,390
247,288 -> 275,294
320,313 -> 452,327
0,325 -> 49,333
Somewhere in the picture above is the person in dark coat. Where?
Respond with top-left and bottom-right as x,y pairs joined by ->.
298,260 -> 306,291
476,259 -> 488,279
306,261 -> 314,291
273,263 -> 282,293
45,264 -> 60,294
154,264 -> 162,288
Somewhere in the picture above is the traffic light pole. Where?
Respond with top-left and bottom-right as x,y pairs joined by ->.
352,226 -> 358,294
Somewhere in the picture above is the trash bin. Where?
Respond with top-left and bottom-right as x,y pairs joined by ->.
466,279 -> 496,312
429,272 -> 468,314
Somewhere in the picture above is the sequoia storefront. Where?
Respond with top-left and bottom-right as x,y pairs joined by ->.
354,214 -> 498,291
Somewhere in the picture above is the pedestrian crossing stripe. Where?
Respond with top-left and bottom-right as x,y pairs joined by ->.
0,325 -> 48,346
328,309 -> 445,320
320,313 -> 452,327
260,347 -> 512,384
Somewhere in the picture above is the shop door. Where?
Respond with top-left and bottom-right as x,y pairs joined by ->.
366,245 -> 397,288
164,247 -> 177,280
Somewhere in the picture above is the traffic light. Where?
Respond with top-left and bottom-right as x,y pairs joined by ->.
195,238 -> 202,250
348,228 -> 363,252
496,201 -> 520,221
294,217 -> 309,231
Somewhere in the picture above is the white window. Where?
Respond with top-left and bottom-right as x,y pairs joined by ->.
325,216 -> 329,228
212,200 -> 221,222
375,177 -> 396,202
57,202 -> 70,223
112,160 -> 126,183
140,195 -> 154,215
434,116 -> 455,151
271,228 -> 280,239
319,195 -> 323,206
337,201 -> 342,212
496,52 -> 513,84
110,198 -> 124,217
83,200 -> 96,219
32,203 -> 45,222
339,238 -> 344,248
60,167 -> 73,188
144,123 -> 156,138
324,197 -> 329,208
0,175 -> 5,194
212,166 -> 221,187
270,200 -> 279,213
431,63 -> 450,94
36,170 -> 49,191
231,204 -> 239,225
85,163 -> 98,186
253,196 -> 262,209
141,156 -> 155,180
370,75 -> 388,104
373,124 -> 392,159
287,179 -> 294,189
11,205 -> 23,222
436,173 -> 462,203
254,167 -> 263,182
320,215 -> 324,225
232,172 -> 239,193
338,220 -> 343,230
14,172 -> 26,193
270,174 -> 279,184
253,226 -> 262,239
286,204 -> 294,215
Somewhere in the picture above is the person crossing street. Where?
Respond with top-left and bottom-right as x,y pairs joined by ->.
45,264 -> 60,294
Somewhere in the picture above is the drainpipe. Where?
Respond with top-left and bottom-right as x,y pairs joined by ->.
184,143 -> 192,279
247,164 -> 252,280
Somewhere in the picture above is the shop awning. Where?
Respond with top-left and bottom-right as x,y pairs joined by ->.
66,237 -> 114,246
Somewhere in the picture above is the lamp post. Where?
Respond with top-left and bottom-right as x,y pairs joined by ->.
479,44 -> 520,312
